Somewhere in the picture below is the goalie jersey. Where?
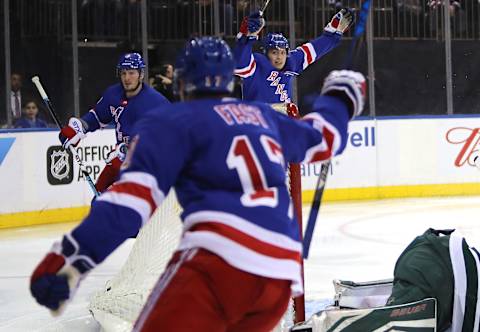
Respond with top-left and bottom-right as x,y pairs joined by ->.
80,83 -> 170,145
234,32 -> 341,103
70,95 -> 350,296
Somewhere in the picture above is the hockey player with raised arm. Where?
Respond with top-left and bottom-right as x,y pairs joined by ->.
235,9 -> 353,104
59,53 -> 170,193
29,36 -> 366,331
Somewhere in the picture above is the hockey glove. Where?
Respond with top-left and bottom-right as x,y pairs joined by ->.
59,117 -> 87,149
106,142 -> 128,165
95,143 -> 128,193
321,70 -> 366,119
239,10 -> 265,37
325,8 -> 354,35
30,233 -> 96,314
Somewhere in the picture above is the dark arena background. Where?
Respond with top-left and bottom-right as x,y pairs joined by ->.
2,0 -> 480,126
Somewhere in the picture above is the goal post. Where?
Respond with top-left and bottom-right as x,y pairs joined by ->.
285,103 -> 306,323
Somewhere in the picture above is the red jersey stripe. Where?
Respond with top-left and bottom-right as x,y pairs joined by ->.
191,222 -> 301,262
235,59 -> 257,77
301,45 -> 313,65
109,182 -> 157,216
308,125 -> 335,162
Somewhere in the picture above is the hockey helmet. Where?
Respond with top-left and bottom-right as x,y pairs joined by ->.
263,33 -> 290,52
175,37 -> 235,94
116,53 -> 146,76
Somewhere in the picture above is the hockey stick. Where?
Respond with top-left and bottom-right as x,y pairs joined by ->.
259,0 -> 271,16
32,76 -> 100,197
302,0 -> 371,259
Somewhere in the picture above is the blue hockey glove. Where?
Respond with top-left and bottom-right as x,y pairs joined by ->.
30,234 -> 96,314
239,10 -> 265,37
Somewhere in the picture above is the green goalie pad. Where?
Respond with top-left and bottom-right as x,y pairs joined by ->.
291,297 -> 437,332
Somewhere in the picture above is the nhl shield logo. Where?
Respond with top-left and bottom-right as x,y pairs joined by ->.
47,146 -> 74,185
51,150 -> 70,180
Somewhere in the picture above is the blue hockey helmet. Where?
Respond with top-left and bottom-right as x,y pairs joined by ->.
116,53 -> 146,75
263,33 -> 290,52
175,37 -> 235,94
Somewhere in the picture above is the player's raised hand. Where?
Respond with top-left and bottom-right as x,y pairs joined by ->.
59,117 -> 87,149
321,70 -> 366,119
30,234 -> 96,314
239,10 -> 265,37
325,8 -> 354,35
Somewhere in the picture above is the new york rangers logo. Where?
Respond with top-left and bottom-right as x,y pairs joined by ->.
110,105 -> 126,142
109,105 -> 125,119
121,135 -> 138,170
267,71 -> 290,103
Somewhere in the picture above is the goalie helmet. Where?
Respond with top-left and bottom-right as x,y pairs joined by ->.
175,36 -> 235,94
263,33 -> 290,52
116,53 -> 146,76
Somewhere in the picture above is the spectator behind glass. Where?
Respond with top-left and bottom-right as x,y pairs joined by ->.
11,73 -> 24,121
151,63 -> 177,102
14,101 -> 48,129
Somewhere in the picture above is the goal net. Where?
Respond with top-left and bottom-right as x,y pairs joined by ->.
88,191 -> 183,331
88,103 -> 305,331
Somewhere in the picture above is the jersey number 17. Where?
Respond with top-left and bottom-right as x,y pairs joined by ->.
227,135 -> 285,208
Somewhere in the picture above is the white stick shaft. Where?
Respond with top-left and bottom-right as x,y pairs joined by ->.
31,76 -> 49,100
260,0 -> 271,15
31,75 -> 99,197
69,146 -> 85,168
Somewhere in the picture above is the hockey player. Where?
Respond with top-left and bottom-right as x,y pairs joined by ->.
292,228 -> 479,331
386,228 -> 480,331
29,36 -> 366,331
59,53 -> 170,193
235,9 -> 353,103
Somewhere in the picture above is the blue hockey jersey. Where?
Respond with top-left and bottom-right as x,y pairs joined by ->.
71,95 -> 351,296
234,32 -> 341,103
81,83 -> 170,145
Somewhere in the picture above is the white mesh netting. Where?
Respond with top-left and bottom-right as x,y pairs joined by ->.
88,191 -> 183,331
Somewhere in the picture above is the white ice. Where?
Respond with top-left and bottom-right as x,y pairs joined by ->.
1,196 -> 480,331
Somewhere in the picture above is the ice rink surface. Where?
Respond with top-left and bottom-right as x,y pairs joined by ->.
1,196 -> 480,331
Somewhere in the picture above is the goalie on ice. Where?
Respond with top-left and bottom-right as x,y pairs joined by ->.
292,228 -> 480,332
29,36 -> 366,331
